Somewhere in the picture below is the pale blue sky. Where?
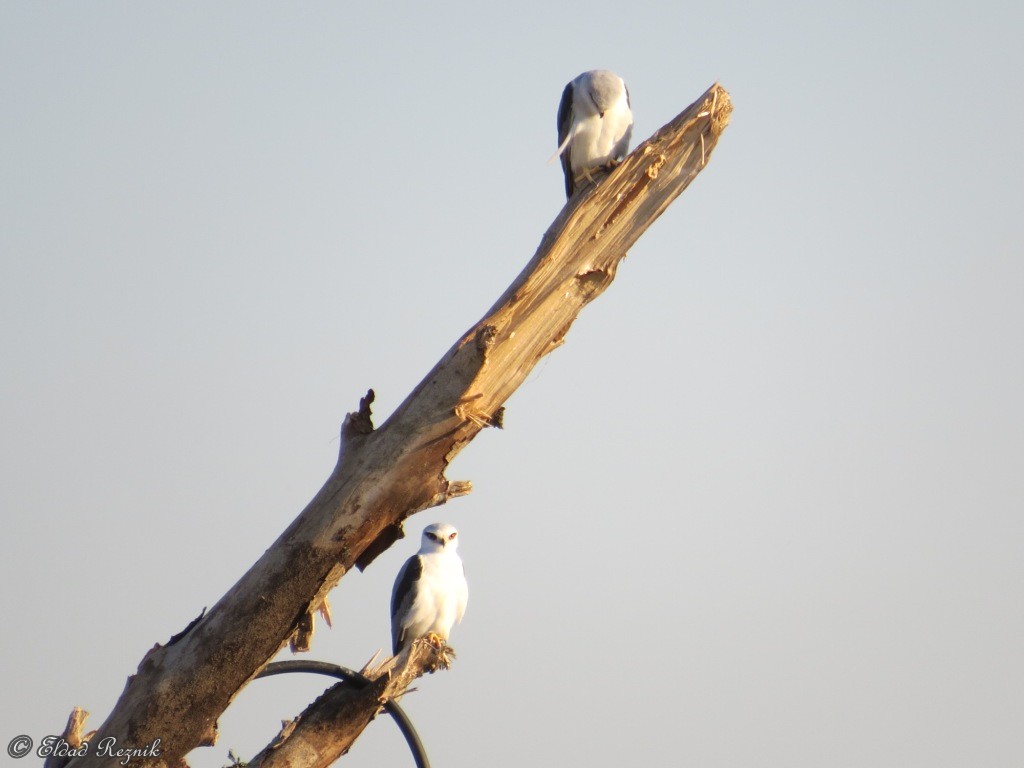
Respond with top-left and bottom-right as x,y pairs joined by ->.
2,2 -> 1021,767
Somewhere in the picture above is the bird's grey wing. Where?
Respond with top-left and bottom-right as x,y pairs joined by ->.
391,555 -> 423,654
556,81 -> 576,198
615,85 -> 634,160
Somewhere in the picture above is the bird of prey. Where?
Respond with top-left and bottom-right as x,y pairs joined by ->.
390,523 -> 469,655
554,69 -> 633,198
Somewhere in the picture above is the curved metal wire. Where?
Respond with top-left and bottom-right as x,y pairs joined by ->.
255,659 -> 430,768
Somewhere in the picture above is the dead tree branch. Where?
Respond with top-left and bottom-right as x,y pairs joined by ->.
247,640 -> 447,768
42,707 -> 93,768
64,83 -> 731,768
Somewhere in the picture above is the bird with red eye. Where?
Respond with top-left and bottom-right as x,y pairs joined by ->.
390,523 -> 469,657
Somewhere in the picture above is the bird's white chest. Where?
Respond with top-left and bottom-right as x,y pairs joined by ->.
570,97 -> 632,171
415,553 -> 466,618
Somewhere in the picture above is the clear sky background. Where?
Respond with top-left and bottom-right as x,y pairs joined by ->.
2,2 -> 1021,767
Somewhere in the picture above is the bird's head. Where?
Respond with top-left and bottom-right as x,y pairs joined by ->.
421,523 -> 460,553
585,70 -> 627,117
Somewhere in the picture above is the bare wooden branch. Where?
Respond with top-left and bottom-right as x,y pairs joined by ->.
248,640 -> 449,768
43,707 -> 92,768
64,83 -> 731,768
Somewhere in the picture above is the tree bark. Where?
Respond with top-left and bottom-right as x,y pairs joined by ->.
64,82 -> 732,768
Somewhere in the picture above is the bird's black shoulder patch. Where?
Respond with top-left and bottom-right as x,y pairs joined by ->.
391,555 -> 425,654
557,81 -> 574,141
391,555 -> 423,619
557,81 -> 576,198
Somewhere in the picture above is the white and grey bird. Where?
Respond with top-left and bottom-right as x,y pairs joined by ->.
390,522 -> 469,655
554,69 -> 633,198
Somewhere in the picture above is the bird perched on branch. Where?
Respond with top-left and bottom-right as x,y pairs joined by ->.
554,69 -> 633,198
391,523 -> 469,655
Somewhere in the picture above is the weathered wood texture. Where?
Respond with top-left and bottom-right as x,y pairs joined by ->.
65,83 -> 731,768
247,640 -> 448,768
42,707 -> 93,768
